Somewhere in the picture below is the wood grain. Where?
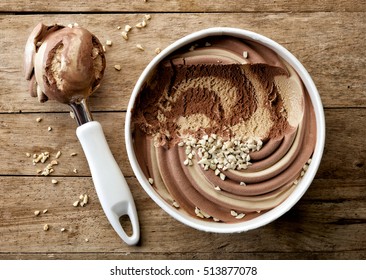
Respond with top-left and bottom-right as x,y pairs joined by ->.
0,12 -> 365,113
0,109 -> 365,180
0,176 -> 365,259
1,0 -> 365,13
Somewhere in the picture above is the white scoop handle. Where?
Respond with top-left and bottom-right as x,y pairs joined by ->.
76,121 -> 140,246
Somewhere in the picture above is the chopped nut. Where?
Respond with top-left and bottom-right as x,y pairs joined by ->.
117,26 -> 121,30
214,186 -> 221,191
219,173 -> 226,181
73,168 -> 78,174
83,194 -> 88,205
235,213 -> 246,219
80,202 -> 85,207
239,182 -> 246,186
43,209 -> 48,214
172,201 -> 180,208
55,151 -> 61,159
36,169 -> 42,174
43,224 -> 49,231
48,126 -> 52,131
243,51 -> 248,58
85,238 -> 89,242
155,47 -> 161,54
26,152 -> 31,157
144,14 -> 151,20
34,210 -> 40,216
136,44 -> 144,51
114,64 -> 122,71
121,31 -> 128,40
106,40 -> 112,46
73,200 -> 79,207
230,210 -> 238,217
148,178 -> 154,185
79,194 -> 84,200
70,153 -> 77,157
124,25 -> 132,32
102,45 -> 106,52
50,160 -> 58,165
51,179 -> 58,184
194,207 -> 204,219
70,111 -> 75,119
36,117 -> 42,122
60,228 -> 66,232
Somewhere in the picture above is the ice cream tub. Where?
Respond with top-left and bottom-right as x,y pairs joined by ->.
125,27 -> 325,233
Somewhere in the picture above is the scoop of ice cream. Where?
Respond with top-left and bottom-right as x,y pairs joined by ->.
24,23 -> 106,104
132,36 -> 316,224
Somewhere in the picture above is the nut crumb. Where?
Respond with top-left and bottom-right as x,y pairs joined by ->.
83,194 -> 88,205
136,44 -> 144,51
51,179 -> 58,184
235,213 -> 246,219
239,182 -> 246,186
43,224 -> 49,231
114,64 -> 122,71
34,210 -> 40,216
73,168 -> 78,174
172,201 -> 180,208
47,126 -> 52,131
79,194 -> 84,200
55,151 -> 61,159
243,51 -> 248,58
60,228 -> 66,232
102,45 -> 106,52
121,31 -> 128,40
26,152 -> 31,157
124,25 -> 132,32
106,40 -> 112,46
70,153 -> 77,157
43,209 -> 48,214
144,14 -> 151,20
70,111 -> 75,119
85,238 -> 89,242
148,178 -> 154,185
155,47 -> 161,54
73,200 -> 79,207
117,26 -> 121,30
36,117 -> 42,122
230,210 -> 238,217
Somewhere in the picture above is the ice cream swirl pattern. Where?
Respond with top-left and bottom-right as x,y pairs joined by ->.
132,36 -> 316,223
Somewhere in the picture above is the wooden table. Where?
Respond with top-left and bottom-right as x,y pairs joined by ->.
0,0 -> 365,260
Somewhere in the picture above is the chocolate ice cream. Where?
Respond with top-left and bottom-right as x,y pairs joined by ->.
24,23 -> 106,104
132,36 -> 316,223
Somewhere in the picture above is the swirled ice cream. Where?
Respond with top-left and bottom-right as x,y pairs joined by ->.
132,36 -> 316,223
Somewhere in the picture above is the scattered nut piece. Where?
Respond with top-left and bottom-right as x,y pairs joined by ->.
80,202 -> 85,207
230,210 -> 238,217
106,40 -> 112,46
102,45 -> 106,52
214,186 -> 221,191
73,168 -> 78,174
121,31 -> 128,40
144,14 -> 151,20
125,25 -> 132,32
51,179 -> 58,184
83,194 -> 88,205
136,44 -> 144,51
70,111 -> 75,119
114,64 -> 122,71
70,153 -> 77,157
55,151 -> 61,159
34,210 -> 40,216
48,126 -> 52,131
36,117 -> 42,122
60,228 -> 66,232
239,182 -> 246,186
85,238 -> 89,242
172,201 -> 180,208
117,26 -> 121,30
26,152 -> 31,157
43,224 -> 49,231
73,200 -> 79,207
235,213 -> 246,219
155,47 -> 161,54
148,178 -> 154,185
135,22 -> 144,28
43,209 -> 48,214
243,51 -> 248,58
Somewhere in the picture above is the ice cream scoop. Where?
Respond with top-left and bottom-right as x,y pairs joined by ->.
24,23 -> 140,245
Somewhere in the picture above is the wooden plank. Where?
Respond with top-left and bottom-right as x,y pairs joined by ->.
1,251 -> 365,260
1,109 -> 365,180
1,0 -> 365,13
0,12 -> 365,113
0,176 -> 365,256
